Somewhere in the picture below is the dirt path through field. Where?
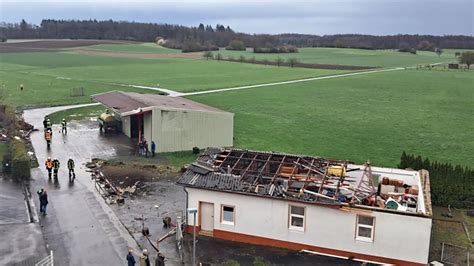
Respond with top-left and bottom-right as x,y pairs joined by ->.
67,48 -> 203,59
112,67 -> 406,97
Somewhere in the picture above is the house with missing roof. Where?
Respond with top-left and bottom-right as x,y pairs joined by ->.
92,91 -> 233,152
178,148 -> 433,265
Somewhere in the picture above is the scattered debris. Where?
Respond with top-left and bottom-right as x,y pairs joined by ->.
179,148 -> 427,214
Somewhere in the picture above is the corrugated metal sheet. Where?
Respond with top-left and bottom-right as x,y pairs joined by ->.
152,108 -> 233,152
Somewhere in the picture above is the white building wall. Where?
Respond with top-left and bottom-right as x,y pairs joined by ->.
121,116 -> 131,138
152,108 -> 233,152
143,111 -> 153,149
186,188 -> 431,264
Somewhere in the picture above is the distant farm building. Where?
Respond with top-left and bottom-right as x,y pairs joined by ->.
178,148 -> 433,265
448,63 -> 459,69
92,91 -> 234,152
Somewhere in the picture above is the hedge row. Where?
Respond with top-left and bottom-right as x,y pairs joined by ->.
0,104 -> 31,181
9,139 -> 31,180
398,152 -> 473,208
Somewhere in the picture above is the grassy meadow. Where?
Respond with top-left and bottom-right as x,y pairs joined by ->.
0,51 -> 344,108
218,47 -> 463,68
1,44 -> 472,168
189,69 -> 474,167
48,104 -> 104,124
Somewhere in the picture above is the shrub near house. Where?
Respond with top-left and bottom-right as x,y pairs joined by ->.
9,139 -> 31,180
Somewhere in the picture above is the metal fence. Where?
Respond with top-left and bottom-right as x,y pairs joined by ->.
35,250 -> 53,266
71,87 -> 84,97
441,242 -> 470,266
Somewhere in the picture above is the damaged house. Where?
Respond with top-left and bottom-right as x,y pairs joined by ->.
178,149 -> 433,265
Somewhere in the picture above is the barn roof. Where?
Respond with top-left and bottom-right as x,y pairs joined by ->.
91,91 -> 229,115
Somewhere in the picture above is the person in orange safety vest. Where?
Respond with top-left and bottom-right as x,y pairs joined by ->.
45,157 -> 53,178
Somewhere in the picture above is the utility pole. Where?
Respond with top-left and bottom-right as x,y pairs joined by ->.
187,208 -> 198,266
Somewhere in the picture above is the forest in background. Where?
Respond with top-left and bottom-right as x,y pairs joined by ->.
1,19 -> 473,51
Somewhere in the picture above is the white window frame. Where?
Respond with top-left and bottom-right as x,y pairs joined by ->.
221,205 -> 235,225
355,215 -> 375,242
288,205 -> 305,231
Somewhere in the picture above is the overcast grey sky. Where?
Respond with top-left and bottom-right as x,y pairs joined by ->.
0,0 -> 472,35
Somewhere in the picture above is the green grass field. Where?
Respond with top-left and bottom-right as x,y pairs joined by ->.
48,104 -> 104,124
1,45 -> 472,168
189,69 -> 474,167
219,47 -> 463,68
86,43 -> 181,53
0,52 -> 345,108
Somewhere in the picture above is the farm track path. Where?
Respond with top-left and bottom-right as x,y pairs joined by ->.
178,67 -> 405,97
116,66 -> 407,97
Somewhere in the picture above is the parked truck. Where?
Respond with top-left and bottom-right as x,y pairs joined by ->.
98,110 -> 121,134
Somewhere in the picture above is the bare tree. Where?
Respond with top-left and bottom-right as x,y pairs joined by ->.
459,52 -> 474,69
287,58 -> 299,68
276,57 -> 283,67
435,48 -> 443,58
203,51 -> 213,60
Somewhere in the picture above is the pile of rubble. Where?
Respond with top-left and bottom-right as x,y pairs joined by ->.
87,159 -> 174,204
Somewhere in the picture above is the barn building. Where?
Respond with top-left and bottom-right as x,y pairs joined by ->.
92,91 -> 233,152
178,148 -> 433,265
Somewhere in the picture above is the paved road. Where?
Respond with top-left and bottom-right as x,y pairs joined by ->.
24,106 -> 139,266
0,178 -> 48,265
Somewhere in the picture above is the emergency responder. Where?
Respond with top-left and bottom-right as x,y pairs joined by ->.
45,129 -> 52,146
61,119 -> 67,134
46,119 -> 52,131
52,158 -> 60,179
45,157 -> 53,178
67,157 -> 75,180
43,116 -> 49,129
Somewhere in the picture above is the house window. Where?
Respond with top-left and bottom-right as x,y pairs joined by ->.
356,215 -> 375,242
289,205 -> 305,231
221,205 -> 235,225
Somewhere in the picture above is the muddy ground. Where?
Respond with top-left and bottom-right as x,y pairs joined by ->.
0,39 -> 138,53
93,161 -> 359,265
90,160 -> 187,264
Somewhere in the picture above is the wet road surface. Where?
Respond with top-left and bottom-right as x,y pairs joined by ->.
24,106 -> 140,266
0,177 -> 48,265
24,105 -> 361,266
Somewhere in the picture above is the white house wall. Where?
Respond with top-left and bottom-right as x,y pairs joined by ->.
153,108 -> 233,152
186,188 -> 431,264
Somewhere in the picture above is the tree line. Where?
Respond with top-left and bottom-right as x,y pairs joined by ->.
1,20 -> 473,51
398,152 -> 473,208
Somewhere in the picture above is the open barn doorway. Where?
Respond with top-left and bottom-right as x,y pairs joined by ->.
130,113 -> 144,140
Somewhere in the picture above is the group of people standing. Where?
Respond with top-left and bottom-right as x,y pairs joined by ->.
43,116 -> 68,145
44,157 -> 75,181
127,248 -> 165,266
38,115 -> 75,216
137,139 -> 156,158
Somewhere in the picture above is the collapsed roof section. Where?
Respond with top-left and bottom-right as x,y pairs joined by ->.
178,148 -> 432,216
